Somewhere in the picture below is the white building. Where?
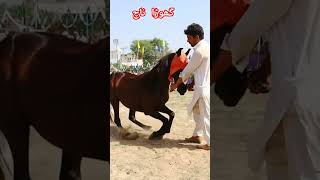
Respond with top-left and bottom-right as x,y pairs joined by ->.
110,48 -> 143,66
119,53 -> 143,67
110,47 -> 122,64
110,38 -> 143,66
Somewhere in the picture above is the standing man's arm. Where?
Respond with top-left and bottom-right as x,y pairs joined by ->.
228,0 -> 293,64
213,0 -> 293,80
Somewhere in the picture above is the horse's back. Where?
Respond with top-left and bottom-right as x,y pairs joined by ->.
0,32 -> 108,161
110,71 -> 144,110
110,71 -> 145,93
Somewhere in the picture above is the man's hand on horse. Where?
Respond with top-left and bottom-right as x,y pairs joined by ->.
170,77 -> 183,92
170,83 -> 177,92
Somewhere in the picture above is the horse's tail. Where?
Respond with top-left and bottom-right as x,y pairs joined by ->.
109,71 -> 115,124
109,103 -> 115,124
110,71 -> 114,81
109,71 -> 116,92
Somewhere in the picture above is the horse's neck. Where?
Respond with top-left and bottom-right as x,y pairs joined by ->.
141,68 -> 170,88
137,68 -> 169,85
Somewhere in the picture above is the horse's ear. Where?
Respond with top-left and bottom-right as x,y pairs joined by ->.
176,48 -> 183,56
185,48 -> 191,56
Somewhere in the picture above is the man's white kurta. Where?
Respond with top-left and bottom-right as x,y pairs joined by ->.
224,0 -> 320,172
179,40 -> 210,116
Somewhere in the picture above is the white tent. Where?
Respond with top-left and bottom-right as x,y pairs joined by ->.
0,10 -> 28,31
37,1 -> 107,28
0,0 -> 23,5
38,0 -> 105,15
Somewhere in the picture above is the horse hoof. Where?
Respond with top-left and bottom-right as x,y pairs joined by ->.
149,132 -> 164,140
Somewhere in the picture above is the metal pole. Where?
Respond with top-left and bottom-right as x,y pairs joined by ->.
22,2 -> 25,26
86,8 -> 89,43
34,0 -> 38,29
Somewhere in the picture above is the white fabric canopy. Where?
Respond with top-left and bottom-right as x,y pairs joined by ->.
38,1 -> 105,14
1,10 -> 28,31
0,0 -> 23,5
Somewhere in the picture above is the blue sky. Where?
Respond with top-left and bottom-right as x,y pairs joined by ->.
110,0 -> 210,53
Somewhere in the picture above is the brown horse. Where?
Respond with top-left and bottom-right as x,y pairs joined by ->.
0,32 -> 108,180
110,48 -> 190,140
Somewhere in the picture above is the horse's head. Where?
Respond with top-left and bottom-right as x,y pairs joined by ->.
212,25 -> 249,106
157,48 -> 191,95
214,66 -> 248,106
169,48 -> 191,95
171,69 -> 188,95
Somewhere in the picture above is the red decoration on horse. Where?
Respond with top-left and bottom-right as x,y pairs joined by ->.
212,0 -> 249,31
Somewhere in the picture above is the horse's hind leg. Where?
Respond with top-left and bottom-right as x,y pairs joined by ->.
148,111 -> 169,140
3,121 -> 31,180
0,167 -> 3,180
128,109 -> 151,130
159,106 -> 175,133
111,99 -> 122,128
59,151 -> 82,180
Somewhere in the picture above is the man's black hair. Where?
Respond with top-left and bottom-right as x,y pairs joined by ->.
184,23 -> 204,39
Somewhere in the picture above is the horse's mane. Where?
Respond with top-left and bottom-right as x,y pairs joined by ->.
150,53 -> 175,72
37,32 -> 106,49
0,31 -> 102,48
36,32 -> 90,46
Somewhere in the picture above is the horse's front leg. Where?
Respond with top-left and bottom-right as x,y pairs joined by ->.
128,109 -> 151,130
59,151 -> 82,180
159,106 -> 175,133
148,111 -> 169,140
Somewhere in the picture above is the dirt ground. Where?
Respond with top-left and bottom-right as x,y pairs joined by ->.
110,91 -> 210,180
212,90 -> 268,180
110,90 -> 270,180
1,127 -> 109,180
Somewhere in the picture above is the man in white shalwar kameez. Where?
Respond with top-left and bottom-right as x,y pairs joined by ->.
215,0 -> 320,179
170,23 -> 210,150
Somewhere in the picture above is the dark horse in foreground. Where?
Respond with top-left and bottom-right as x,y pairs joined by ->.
110,48 -> 190,140
0,32 -> 108,180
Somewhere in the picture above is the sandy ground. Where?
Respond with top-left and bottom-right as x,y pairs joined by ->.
110,91 -> 210,180
212,90 -> 268,180
0,88 -> 272,180
1,127 -> 109,180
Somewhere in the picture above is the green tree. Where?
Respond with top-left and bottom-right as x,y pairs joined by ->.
130,38 -> 170,65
